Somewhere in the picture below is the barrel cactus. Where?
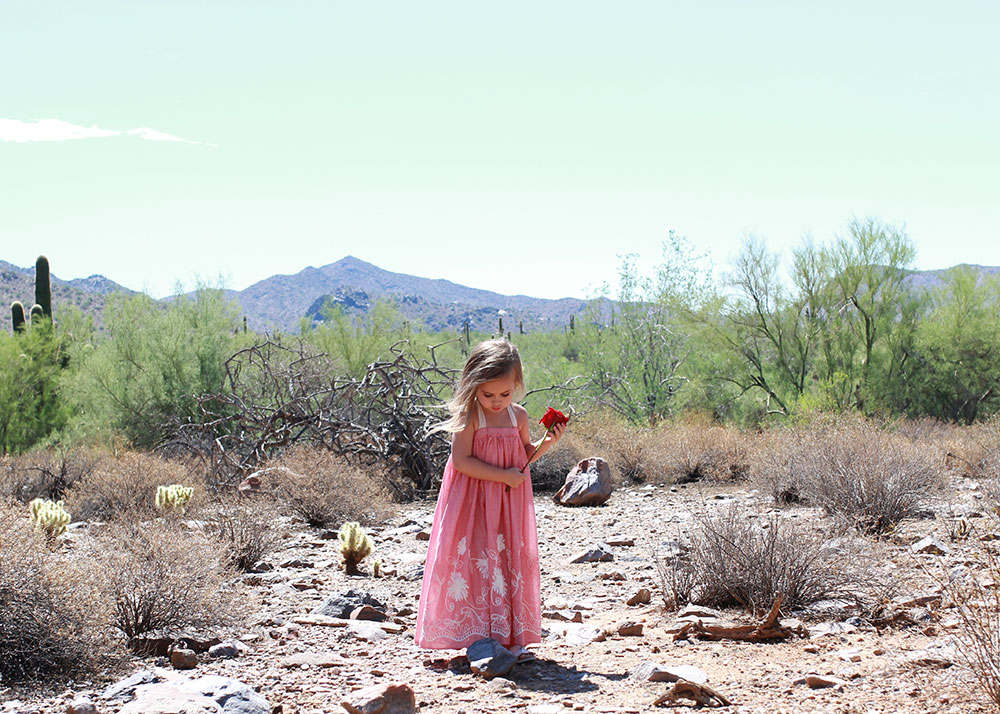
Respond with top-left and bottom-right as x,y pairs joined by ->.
338,521 -> 373,574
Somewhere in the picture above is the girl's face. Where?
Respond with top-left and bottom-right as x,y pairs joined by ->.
476,372 -> 517,414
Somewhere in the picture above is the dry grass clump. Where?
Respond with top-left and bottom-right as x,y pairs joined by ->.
657,506 -> 876,615
0,447 -> 105,503
655,422 -> 750,483
570,414 -> 665,484
207,493 -> 285,571
937,415 -> 1000,480
0,499 -> 111,683
64,451 -> 205,522
270,445 -> 394,528
572,414 -> 748,485
749,418 -> 941,534
95,518 -> 238,642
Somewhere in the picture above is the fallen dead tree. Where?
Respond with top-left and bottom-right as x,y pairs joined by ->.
673,594 -> 805,643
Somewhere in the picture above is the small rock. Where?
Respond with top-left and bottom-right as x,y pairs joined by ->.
626,588 -> 651,606
486,677 -> 518,693
415,529 -> 431,541
467,638 -> 516,679
543,609 -> 583,623
566,544 -> 614,564
677,604 -> 723,620
562,625 -> 606,646
313,589 -> 386,619
351,605 -> 388,622
808,621 -> 858,639
833,648 -> 863,662
170,648 -> 198,669
911,536 -> 950,556
208,641 -> 241,659
630,661 -> 708,684
805,673 -> 847,689
341,682 -> 416,714
280,652 -> 347,669
67,697 -> 99,714
616,621 -> 643,637
598,570 -> 627,581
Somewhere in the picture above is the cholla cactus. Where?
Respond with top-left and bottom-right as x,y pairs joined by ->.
29,498 -> 71,538
338,521 -> 373,575
372,558 -> 382,578
156,484 -> 194,513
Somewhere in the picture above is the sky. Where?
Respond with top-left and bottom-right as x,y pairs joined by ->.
1,1 -> 998,300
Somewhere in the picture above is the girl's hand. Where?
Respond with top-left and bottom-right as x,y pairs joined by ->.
546,422 -> 567,445
504,468 -> 528,489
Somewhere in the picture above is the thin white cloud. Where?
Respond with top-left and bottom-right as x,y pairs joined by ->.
0,118 -> 206,145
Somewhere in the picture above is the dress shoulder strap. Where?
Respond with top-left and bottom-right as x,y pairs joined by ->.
506,404 -> 517,428
476,403 -> 486,429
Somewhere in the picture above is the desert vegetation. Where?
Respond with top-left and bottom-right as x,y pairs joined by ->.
3,222 -> 1000,710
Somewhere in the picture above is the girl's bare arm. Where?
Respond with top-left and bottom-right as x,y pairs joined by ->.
451,422 -> 526,488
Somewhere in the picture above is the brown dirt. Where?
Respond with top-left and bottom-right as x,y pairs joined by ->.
5,476 -> 995,714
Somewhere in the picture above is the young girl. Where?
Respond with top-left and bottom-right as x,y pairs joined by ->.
415,339 -> 565,657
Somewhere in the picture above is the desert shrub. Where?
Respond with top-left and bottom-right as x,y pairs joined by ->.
747,426 -> 824,504
64,451 -> 204,522
0,499 -> 111,683
749,418 -> 941,533
935,544 -> 1000,711
95,519 -> 237,641
655,422 -> 750,483
207,494 -> 285,571
571,414 -> 662,484
0,447 -> 105,503
806,421 -> 939,534
938,415 -> 1000,480
659,506 -> 875,615
270,446 -> 393,528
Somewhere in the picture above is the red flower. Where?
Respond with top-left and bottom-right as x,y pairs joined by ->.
540,407 -> 569,430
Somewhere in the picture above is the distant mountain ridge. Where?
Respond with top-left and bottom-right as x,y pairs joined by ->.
3,256 -> 999,335
228,256 -> 592,332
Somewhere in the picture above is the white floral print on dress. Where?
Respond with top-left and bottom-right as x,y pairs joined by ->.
448,572 -> 468,601
457,536 -> 467,556
497,533 -> 505,552
492,568 -> 506,597
475,556 -> 489,578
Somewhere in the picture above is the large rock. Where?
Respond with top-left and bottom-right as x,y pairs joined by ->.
341,682 -> 416,714
312,589 -> 386,619
467,638 -> 516,678
553,457 -> 613,506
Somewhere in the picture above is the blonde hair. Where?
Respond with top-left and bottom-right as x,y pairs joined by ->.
436,339 -> 524,433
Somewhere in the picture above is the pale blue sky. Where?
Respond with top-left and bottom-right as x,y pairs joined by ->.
2,1 -> 998,299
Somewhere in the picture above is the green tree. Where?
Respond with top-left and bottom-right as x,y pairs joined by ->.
66,288 -> 244,447
904,266 -> 1000,423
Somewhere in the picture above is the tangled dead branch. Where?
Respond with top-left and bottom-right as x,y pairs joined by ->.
174,338 -> 457,497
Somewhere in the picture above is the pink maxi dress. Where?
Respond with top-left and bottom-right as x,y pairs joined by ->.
415,404 -> 542,650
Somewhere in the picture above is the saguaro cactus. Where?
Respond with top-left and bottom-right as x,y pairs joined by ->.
10,301 -> 25,333
29,304 -> 44,324
35,255 -> 51,318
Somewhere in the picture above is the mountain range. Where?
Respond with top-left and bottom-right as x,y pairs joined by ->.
2,256 -> 999,335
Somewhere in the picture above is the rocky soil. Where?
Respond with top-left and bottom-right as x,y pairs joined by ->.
3,476 -> 995,714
